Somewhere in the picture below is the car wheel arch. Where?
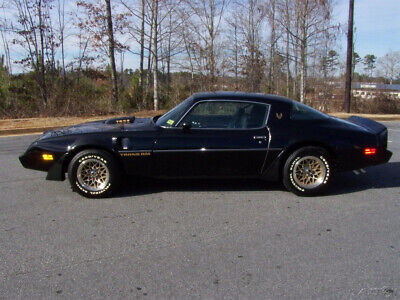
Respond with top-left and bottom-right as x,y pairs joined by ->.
62,145 -> 124,175
278,141 -> 335,180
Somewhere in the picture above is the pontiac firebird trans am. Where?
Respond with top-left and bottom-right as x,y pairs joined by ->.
19,92 -> 392,198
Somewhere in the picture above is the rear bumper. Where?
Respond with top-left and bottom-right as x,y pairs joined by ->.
336,148 -> 392,171
381,149 -> 393,163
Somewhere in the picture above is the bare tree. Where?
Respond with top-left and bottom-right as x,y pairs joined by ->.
180,24 -> 195,82
267,0 -> 277,93
226,18 -> 240,90
183,0 -> 227,90
139,0 -> 145,88
11,0 -> 55,107
378,50 -> 400,84
151,0 -> 158,110
275,0 -> 301,99
57,0 -> 66,80
76,0 -> 129,105
121,0 -> 183,109
105,0 -> 119,105
119,0 -> 149,104
278,0 -> 292,97
74,26 -> 91,80
232,0 -> 266,92
279,0 -> 337,103
38,0 -> 46,105
0,16 -> 12,74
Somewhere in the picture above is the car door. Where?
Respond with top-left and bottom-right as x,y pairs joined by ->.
154,100 -> 271,178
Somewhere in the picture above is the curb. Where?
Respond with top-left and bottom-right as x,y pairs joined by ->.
0,126 -> 58,137
329,114 -> 400,121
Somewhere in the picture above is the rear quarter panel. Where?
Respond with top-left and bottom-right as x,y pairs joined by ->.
263,113 -> 378,179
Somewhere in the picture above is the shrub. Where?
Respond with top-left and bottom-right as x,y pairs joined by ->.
350,93 -> 400,114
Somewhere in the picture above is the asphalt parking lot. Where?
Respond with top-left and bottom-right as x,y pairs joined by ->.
0,122 -> 399,299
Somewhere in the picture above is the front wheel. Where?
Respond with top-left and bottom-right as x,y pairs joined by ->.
68,149 -> 120,198
283,147 -> 332,196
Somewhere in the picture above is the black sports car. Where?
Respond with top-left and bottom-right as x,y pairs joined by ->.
20,92 -> 392,197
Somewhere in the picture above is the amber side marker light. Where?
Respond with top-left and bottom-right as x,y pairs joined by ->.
364,148 -> 376,155
42,154 -> 54,160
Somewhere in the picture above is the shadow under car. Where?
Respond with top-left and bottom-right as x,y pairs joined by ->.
115,162 -> 400,198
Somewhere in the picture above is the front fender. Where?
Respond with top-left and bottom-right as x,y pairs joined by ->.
46,153 -> 68,181
57,135 -> 126,179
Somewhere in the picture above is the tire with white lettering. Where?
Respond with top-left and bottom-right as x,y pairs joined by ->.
68,149 -> 120,198
283,147 -> 331,196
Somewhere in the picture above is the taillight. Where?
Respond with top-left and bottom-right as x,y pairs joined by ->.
364,148 -> 376,155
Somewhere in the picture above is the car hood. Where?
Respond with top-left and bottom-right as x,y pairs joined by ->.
39,117 -> 156,139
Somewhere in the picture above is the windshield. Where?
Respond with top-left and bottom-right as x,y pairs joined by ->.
156,98 -> 193,127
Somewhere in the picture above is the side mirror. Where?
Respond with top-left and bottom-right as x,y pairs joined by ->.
182,122 -> 191,132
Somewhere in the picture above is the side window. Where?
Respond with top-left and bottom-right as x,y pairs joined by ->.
291,101 -> 328,120
180,101 -> 268,129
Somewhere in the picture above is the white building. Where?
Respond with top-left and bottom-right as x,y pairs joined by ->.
352,83 -> 400,100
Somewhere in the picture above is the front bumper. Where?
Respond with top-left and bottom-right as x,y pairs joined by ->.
19,149 -> 54,172
19,149 -> 66,181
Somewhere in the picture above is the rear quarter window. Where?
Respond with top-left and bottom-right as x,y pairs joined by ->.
290,101 -> 328,120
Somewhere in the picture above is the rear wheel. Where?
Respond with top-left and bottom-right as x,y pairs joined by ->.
68,149 -> 120,198
283,147 -> 331,196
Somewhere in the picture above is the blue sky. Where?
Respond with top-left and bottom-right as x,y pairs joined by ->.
335,0 -> 400,58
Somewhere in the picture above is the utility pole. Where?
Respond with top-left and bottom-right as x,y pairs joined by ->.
344,0 -> 354,113
105,0 -> 119,107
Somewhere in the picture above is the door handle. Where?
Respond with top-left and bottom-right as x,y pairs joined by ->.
253,135 -> 267,141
